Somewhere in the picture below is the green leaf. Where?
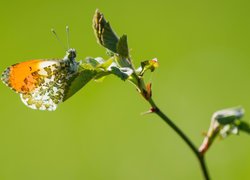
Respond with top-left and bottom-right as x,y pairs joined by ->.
85,57 -> 114,71
93,71 -> 111,81
117,35 -> 129,58
115,55 -> 132,68
86,57 -> 104,68
83,56 -> 133,82
213,106 -> 244,125
230,126 -> 239,135
63,67 -> 97,101
110,66 -> 133,81
138,58 -> 159,76
93,9 -> 119,53
217,116 -> 238,125
219,124 -> 232,138
106,50 -> 115,57
238,121 -> 250,134
97,57 -> 114,70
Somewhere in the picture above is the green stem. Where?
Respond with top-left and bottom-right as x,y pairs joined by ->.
148,98 -> 210,180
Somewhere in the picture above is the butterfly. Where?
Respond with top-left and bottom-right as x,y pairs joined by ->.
1,48 -> 80,111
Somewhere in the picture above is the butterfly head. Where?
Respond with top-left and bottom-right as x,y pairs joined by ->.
65,48 -> 76,60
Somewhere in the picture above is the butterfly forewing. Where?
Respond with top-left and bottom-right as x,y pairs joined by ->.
1,59 -> 77,111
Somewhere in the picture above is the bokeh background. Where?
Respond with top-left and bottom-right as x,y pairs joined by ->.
0,0 -> 250,179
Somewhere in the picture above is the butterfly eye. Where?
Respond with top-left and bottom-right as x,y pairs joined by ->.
67,48 -> 76,59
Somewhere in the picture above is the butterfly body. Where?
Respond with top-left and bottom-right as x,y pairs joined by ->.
1,48 -> 79,111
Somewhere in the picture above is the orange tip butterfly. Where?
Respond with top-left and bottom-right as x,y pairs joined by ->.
1,27 -> 80,111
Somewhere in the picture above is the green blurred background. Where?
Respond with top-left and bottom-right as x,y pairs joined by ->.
0,0 -> 250,179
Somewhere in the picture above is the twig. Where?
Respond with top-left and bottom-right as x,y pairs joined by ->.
147,98 -> 210,180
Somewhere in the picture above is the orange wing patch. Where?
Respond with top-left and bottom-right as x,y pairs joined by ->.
2,59 -> 43,93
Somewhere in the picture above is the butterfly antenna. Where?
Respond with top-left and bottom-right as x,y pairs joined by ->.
51,28 -> 67,51
66,26 -> 70,50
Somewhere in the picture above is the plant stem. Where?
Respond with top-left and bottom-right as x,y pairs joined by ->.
148,98 -> 210,180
